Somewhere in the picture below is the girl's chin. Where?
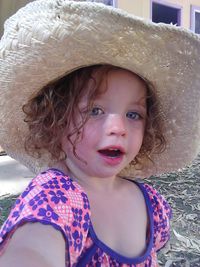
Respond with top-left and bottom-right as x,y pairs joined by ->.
83,162 -> 128,179
53,158 -> 128,180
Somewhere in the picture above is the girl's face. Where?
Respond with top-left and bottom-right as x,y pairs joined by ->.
61,69 -> 147,180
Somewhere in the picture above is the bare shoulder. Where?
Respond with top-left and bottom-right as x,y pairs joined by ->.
119,177 -> 146,200
118,177 -> 148,218
0,223 -> 66,267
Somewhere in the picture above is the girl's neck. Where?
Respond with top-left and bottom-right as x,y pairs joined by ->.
53,160 -> 122,193
70,170 -> 122,194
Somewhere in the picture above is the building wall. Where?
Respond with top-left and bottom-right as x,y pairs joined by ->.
117,0 -> 150,19
117,0 -> 200,29
1,0 -> 200,36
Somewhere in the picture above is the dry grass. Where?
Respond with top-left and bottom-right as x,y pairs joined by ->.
146,156 -> 200,266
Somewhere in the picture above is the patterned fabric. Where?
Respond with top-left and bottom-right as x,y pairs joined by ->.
0,169 -> 172,266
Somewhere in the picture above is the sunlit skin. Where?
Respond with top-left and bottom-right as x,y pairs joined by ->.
60,70 -> 149,257
61,69 -> 147,191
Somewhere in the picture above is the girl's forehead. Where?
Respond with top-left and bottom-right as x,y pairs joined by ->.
99,69 -> 147,93
78,67 -> 148,106
92,68 -> 146,87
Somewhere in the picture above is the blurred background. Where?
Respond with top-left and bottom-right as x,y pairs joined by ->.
1,0 -> 200,38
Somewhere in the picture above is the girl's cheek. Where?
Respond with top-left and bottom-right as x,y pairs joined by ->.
81,126 -> 94,141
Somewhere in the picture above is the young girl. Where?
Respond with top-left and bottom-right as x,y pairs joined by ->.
0,0 -> 200,266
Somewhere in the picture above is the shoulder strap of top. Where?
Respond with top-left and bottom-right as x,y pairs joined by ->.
142,183 -> 172,251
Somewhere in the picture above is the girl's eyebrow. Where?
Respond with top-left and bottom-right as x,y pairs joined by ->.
129,98 -> 147,107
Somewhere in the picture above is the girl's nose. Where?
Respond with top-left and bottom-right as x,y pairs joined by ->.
106,114 -> 126,137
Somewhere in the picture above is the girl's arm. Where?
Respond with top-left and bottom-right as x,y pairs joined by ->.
0,223 -> 66,267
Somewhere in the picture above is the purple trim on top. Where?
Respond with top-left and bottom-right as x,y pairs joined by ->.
48,168 -> 155,264
0,168 -> 160,266
113,0 -> 118,8
150,0 -> 183,26
76,243 -> 97,267
38,169 -> 156,264
88,181 -> 154,264
49,169 -> 155,264
190,5 -> 200,32
46,168 -> 67,175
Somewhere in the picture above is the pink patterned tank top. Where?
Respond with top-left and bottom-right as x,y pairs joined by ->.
0,169 -> 172,266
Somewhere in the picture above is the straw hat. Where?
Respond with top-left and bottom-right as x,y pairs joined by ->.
0,0 -> 200,178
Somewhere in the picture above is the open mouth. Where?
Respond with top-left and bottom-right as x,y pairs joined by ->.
98,148 -> 124,158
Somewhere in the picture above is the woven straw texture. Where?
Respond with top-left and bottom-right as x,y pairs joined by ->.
0,0 -> 200,178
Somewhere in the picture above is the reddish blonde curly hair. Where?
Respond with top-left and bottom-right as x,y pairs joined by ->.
22,64 -> 166,170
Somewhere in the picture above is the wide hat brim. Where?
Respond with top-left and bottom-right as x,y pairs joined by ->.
0,0 -> 200,178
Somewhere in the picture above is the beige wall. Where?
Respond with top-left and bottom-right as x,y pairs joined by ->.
117,0 -> 151,19
117,0 -> 200,29
1,0 -> 200,36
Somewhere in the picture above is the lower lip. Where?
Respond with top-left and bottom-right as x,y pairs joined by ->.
98,153 -> 124,166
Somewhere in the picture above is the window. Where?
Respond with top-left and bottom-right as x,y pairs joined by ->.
102,0 -> 116,6
191,6 -> 200,34
151,0 -> 182,26
90,0 -> 117,7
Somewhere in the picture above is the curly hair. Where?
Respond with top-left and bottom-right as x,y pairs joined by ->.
22,64 -> 166,170
133,79 -> 166,169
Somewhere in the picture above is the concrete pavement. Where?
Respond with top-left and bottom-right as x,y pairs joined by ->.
0,155 -> 34,196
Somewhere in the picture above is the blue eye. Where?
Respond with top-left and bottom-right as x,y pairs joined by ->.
90,107 -> 104,116
126,111 -> 141,120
